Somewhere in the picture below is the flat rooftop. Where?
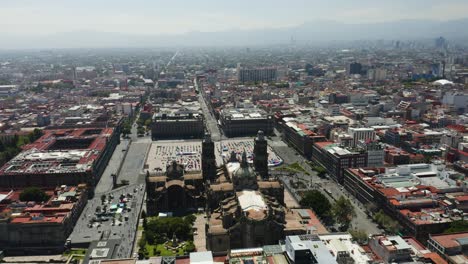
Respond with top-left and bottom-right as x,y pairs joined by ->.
0,185 -> 86,225
0,128 -> 113,175
221,108 -> 271,120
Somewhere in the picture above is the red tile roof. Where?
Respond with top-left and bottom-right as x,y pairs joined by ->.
431,232 -> 468,249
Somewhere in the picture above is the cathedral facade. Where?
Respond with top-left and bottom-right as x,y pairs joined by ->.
146,160 -> 205,215
204,131 -> 305,253
145,131 -> 306,250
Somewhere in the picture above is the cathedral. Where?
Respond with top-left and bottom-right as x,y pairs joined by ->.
204,131 -> 305,252
146,131 -> 306,251
146,160 -> 205,215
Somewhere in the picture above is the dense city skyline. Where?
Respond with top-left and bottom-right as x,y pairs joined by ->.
0,1 -> 467,263
2,0 -> 468,49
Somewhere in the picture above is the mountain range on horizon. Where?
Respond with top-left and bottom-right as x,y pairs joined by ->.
2,18 -> 468,49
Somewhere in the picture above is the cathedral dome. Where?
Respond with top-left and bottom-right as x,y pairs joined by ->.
166,160 -> 184,179
233,164 -> 256,178
232,151 -> 255,178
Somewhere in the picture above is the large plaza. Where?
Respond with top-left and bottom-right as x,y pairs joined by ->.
144,139 -> 283,174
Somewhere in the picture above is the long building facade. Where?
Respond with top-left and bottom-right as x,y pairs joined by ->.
237,65 -> 277,84
0,185 -> 88,255
0,127 -> 119,191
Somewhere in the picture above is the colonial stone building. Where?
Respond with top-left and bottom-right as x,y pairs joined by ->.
146,160 -> 205,215
145,131 -> 307,249
205,131 -> 305,253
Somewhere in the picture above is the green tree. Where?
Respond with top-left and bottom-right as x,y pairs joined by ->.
137,118 -> 144,126
373,210 -> 400,234
31,128 -> 43,141
138,234 -> 147,249
349,229 -> 368,244
19,187 -> 49,202
144,216 -> 193,242
16,136 -> 30,148
144,119 -> 152,127
184,214 -> 196,225
444,220 -> 468,234
121,123 -> 131,137
185,241 -> 196,252
0,140 -> 5,152
300,190 -> 331,217
332,196 -> 356,230
312,166 -> 327,177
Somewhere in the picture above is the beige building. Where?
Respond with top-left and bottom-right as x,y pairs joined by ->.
205,132 -> 307,253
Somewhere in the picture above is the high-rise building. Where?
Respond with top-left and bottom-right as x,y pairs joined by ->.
367,68 -> 387,81
237,64 -> 277,83
348,62 -> 362,75
253,130 -> 268,179
348,127 -> 376,147
435,36 -> 447,50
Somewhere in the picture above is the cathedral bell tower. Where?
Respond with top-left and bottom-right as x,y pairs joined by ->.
254,130 -> 268,179
202,133 -> 217,182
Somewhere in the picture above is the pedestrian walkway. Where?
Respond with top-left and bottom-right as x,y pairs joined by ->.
193,214 -> 207,251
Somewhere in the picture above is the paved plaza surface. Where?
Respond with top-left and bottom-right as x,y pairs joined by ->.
216,139 -> 283,166
145,138 -> 283,175
68,184 -> 145,258
2,255 -> 67,263
146,140 -> 202,173
193,214 -> 207,252
118,141 -> 151,185
284,188 -> 300,208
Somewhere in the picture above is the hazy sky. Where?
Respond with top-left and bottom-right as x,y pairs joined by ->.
2,0 -> 468,35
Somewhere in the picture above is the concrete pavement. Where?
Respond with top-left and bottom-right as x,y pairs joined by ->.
193,214 -> 207,252
117,142 -> 151,185
95,138 -> 130,194
196,79 -> 223,141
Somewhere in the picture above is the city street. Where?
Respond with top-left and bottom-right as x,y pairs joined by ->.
196,79 -> 223,141
189,80 -> 381,235
270,137 -> 382,235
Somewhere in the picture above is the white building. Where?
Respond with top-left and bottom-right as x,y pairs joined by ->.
442,92 -> 468,114
368,68 -> 387,81
348,127 -> 376,147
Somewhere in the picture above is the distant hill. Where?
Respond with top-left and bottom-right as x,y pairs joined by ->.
2,18 -> 468,49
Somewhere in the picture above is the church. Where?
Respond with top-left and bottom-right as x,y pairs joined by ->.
204,131 -> 306,252
145,160 -> 205,215
145,131 -> 307,251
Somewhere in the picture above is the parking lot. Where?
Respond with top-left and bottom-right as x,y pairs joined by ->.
68,184 -> 145,258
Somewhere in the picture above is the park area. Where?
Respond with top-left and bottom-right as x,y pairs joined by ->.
138,214 -> 196,259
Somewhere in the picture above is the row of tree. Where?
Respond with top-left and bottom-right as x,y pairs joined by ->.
142,214 -> 196,245
0,129 -> 42,166
300,190 -> 355,230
